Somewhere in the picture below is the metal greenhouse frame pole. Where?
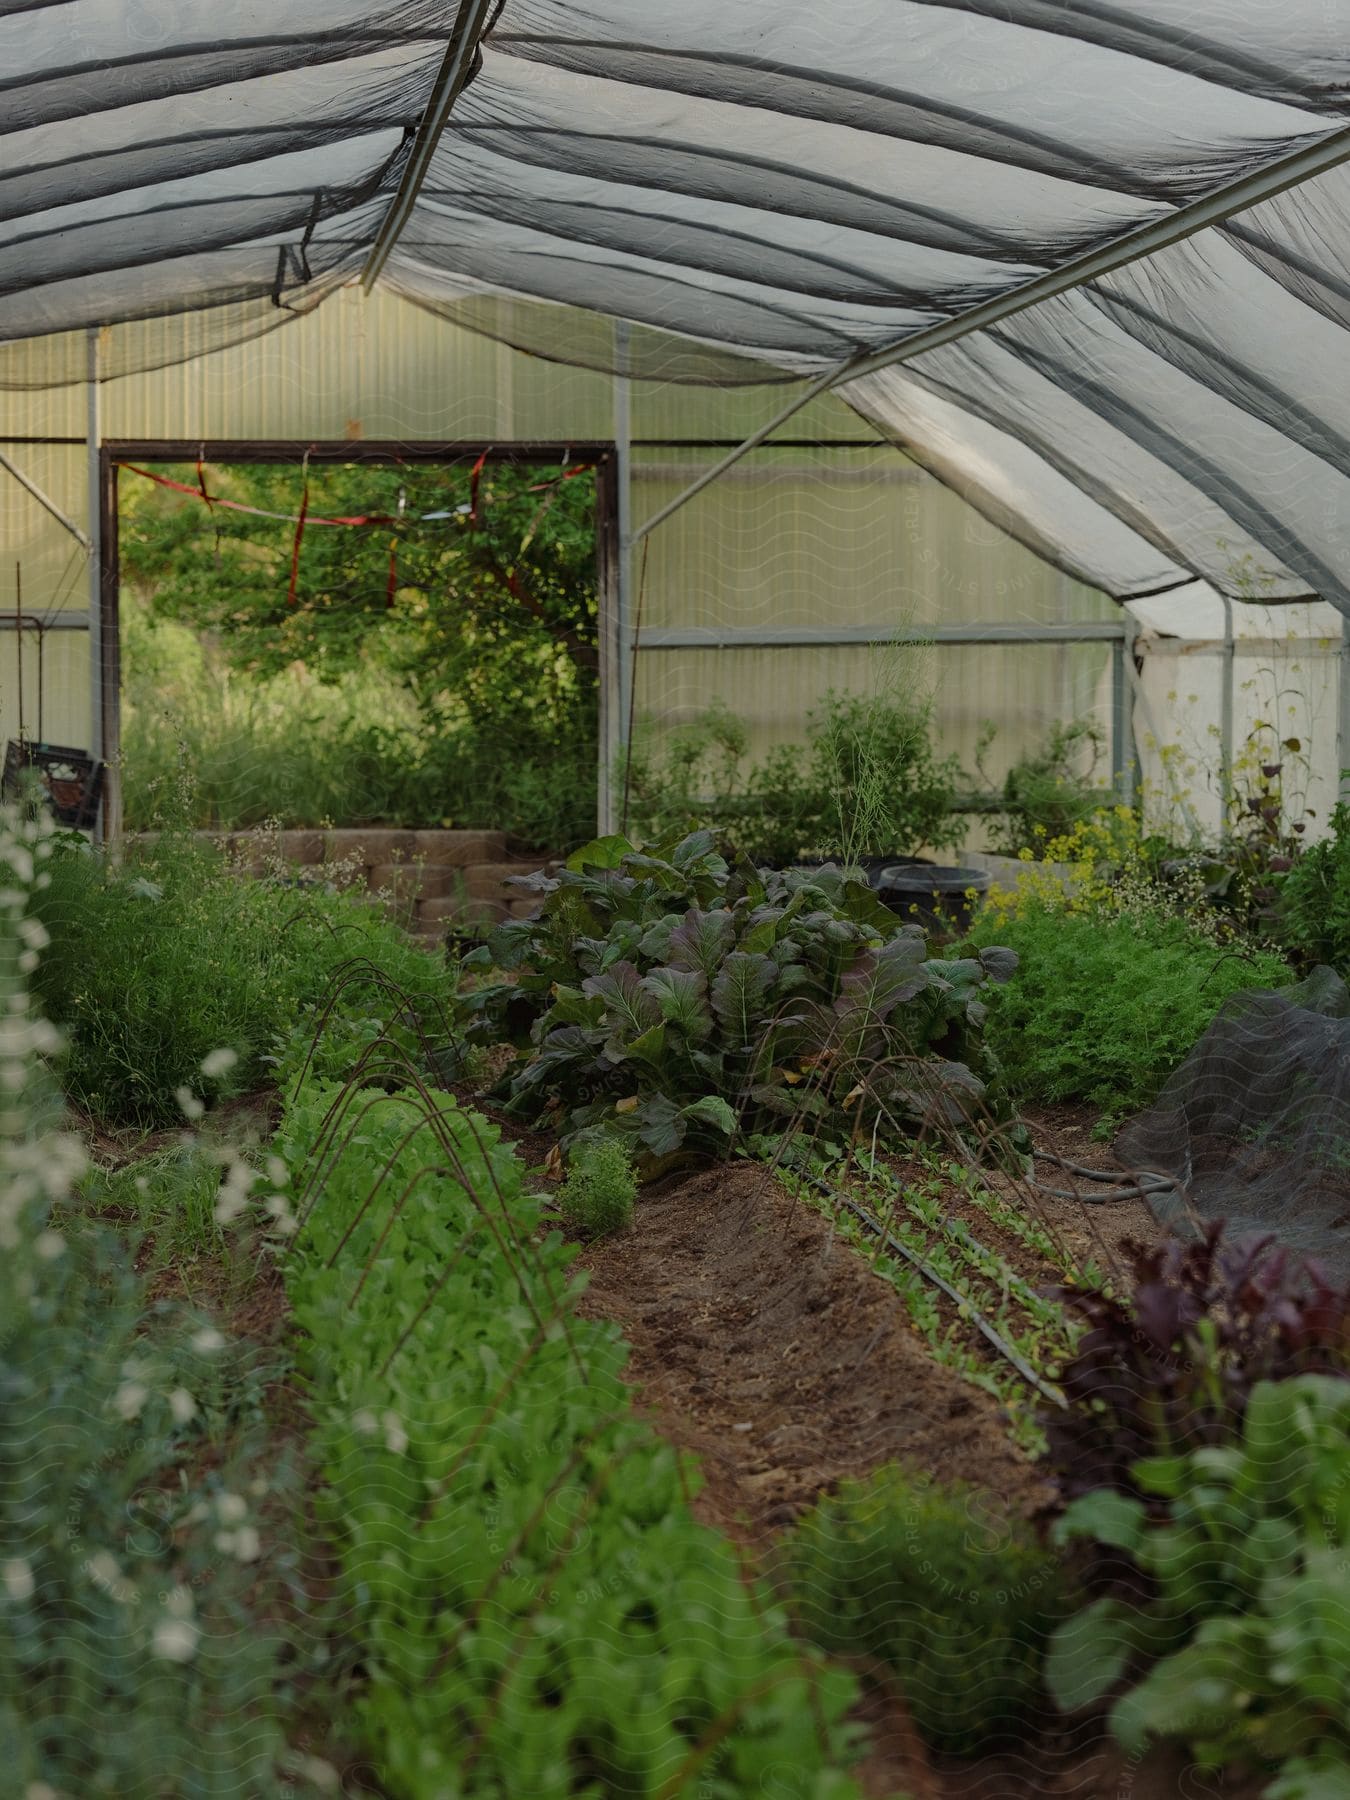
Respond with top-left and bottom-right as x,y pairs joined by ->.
631,125 -> 1350,546
1113,614 -> 1138,806
362,0 -> 498,290
1220,595 -> 1236,794
598,321 -> 633,834
86,327 -> 105,829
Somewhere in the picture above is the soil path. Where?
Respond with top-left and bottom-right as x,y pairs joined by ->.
574,1159 -> 1056,1547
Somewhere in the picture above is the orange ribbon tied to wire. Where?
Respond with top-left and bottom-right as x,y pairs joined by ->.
197,453 -> 223,561
467,445 -> 490,525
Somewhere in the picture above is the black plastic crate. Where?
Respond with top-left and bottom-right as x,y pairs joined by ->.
3,740 -> 104,830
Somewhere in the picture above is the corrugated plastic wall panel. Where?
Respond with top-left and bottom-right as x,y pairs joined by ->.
0,289 -> 1118,803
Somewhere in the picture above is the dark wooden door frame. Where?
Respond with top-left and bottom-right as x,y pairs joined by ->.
98,439 -> 619,841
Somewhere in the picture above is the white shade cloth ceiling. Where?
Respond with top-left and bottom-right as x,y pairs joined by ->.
3,1 -> 1349,614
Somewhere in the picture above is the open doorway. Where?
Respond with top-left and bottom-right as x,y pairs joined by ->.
100,440 -> 616,850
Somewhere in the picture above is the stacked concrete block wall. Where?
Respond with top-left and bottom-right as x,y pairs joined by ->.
132,829 -> 560,946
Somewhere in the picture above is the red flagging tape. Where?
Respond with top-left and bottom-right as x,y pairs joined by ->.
122,463 -> 397,528
118,456 -> 597,533
286,470 -> 310,607
467,446 -> 490,525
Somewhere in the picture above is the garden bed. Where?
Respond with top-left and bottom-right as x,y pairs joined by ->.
66,1081 -> 1197,1800
474,1091 -> 1165,1527
572,1158 -> 1055,1545
564,1142 -> 1270,1800
70,1097 -> 1267,1800
15,811 -> 1350,1800
37,1060 -> 1322,1800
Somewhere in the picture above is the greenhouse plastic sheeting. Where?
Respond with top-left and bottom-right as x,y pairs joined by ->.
3,3 -> 1350,611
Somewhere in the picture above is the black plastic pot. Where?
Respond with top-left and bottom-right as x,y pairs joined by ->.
792,854 -> 933,889
876,862 -> 992,935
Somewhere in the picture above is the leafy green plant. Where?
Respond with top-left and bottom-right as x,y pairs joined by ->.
465,828 -> 1013,1163
735,741 -> 837,868
785,1464 -> 1071,1754
623,685 -> 963,868
963,900 -> 1292,1120
1278,797 -> 1350,971
278,1077 -> 864,1798
29,828 -> 455,1128
1048,1375 -> 1350,1796
1043,1224 -> 1350,1506
979,718 -> 1107,856
556,1132 -> 637,1237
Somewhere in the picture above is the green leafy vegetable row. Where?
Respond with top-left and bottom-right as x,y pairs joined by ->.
279,1078 -> 864,1798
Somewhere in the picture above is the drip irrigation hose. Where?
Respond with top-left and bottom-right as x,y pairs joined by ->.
1031,1180 -> 1176,1202
807,1174 -> 1067,1411
1029,1146 -> 1180,1205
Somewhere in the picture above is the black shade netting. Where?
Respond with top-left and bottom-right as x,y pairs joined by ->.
1115,967 -> 1350,1277
3,3 -> 1350,622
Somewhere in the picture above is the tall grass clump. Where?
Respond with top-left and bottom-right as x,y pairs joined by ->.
784,1465 -> 1070,1755
121,592 -> 596,848
29,827 -> 456,1129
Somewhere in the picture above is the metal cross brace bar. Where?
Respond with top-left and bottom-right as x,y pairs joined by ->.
0,447 -> 90,550
637,621 -> 1128,649
632,124 -> 1350,546
0,613 -> 88,631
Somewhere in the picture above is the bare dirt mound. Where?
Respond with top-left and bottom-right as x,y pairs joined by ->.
574,1159 -> 1055,1549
